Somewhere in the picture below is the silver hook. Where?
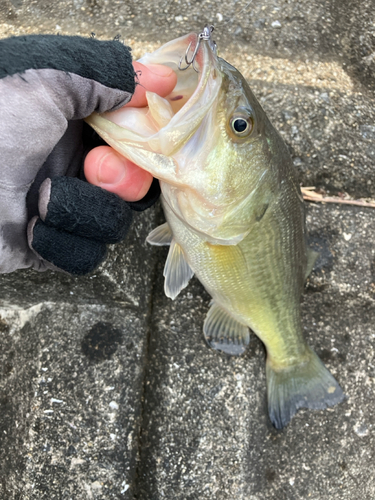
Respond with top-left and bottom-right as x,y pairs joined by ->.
178,25 -> 216,73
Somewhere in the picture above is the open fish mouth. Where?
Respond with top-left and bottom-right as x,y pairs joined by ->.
87,29 -> 221,160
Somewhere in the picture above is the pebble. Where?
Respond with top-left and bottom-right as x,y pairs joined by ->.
354,422 -> 369,437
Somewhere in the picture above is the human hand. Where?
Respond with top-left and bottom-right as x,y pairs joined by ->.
0,35 -> 176,275
84,61 -> 176,202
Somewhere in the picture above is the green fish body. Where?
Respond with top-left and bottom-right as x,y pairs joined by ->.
86,30 -> 344,428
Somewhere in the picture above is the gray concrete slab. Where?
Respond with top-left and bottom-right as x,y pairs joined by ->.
0,304 -> 146,499
1,1 -> 375,499
4,0 -> 375,93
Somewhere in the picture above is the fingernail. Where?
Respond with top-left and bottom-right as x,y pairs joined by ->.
98,153 -> 126,185
147,64 -> 174,77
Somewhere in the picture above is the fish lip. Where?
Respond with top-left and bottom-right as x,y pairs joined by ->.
189,29 -> 218,72
84,31 -> 223,185
107,32 -> 222,155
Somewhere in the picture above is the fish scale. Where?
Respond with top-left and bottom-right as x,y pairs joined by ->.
86,28 -> 345,429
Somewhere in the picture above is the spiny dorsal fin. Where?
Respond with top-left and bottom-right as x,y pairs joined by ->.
203,302 -> 250,356
146,222 -> 173,246
163,240 -> 194,299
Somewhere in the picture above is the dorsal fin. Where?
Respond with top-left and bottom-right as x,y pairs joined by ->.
146,222 -> 173,246
163,240 -> 194,299
203,302 -> 250,356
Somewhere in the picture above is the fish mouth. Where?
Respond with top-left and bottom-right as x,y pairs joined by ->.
86,32 -> 221,161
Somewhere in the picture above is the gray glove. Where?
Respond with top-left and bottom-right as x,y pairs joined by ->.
0,35 -> 159,275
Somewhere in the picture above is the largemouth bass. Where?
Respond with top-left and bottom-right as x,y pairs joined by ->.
86,27 -> 345,429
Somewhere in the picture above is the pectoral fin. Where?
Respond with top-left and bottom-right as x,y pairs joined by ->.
163,240 -> 194,300
146,222 -> 173,246
203,302 -> 250,356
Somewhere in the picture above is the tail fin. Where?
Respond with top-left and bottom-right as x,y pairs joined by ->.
266,347 -> 345,429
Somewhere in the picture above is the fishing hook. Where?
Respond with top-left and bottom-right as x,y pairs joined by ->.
178,25 -> 216,72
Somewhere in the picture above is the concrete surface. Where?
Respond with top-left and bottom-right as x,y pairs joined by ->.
1,0 -> 375,499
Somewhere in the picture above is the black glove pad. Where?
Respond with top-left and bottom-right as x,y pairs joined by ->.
31,218 -> 107,276
30,176 -> 160,275
40,177 -> 133,244
0,35 -> 136,93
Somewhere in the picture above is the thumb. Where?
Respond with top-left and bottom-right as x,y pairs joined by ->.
84,146 -> 153,202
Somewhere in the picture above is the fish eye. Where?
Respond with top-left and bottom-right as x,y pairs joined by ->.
233,118 -> 248,132
229,113 -> 254,137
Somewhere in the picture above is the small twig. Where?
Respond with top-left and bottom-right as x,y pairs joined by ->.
301,187 -> 375,208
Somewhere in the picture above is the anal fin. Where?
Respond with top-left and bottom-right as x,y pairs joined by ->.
163,239 -> 194,299
146,222 -> 173,246
203,302 -> 250,356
